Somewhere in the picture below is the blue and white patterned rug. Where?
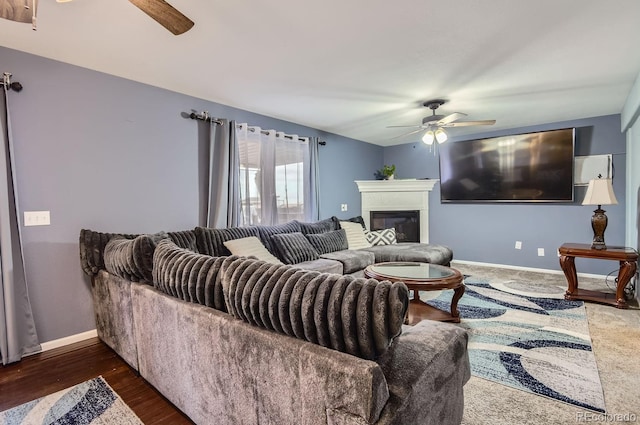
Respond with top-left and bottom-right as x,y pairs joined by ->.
0,376 -> 143,425
425,276 -> 606,413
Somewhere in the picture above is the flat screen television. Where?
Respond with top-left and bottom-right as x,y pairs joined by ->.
439,128 -> 575,203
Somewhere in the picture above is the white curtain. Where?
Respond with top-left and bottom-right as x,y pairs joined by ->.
1,76 -> 40,364
236,124 -> 319,226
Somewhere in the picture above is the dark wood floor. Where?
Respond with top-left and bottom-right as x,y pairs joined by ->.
0,337 -> 193,424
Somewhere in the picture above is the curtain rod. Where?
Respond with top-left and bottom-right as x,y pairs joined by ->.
237,123 -> 311,143
189,109 -> 326,145
189,111 -> 223,125
3,73 -> 23,92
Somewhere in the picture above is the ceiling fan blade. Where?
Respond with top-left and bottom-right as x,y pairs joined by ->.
437,112 -> 467,125
386,125 -> 423,129
129,0 -> 194,35
0,0 -> 32,23
444,120 -> 496,127
390,128 -> 426,139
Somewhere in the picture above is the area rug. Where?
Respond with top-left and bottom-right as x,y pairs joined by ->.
425,276 -> 606,413
0,376 -> 143,425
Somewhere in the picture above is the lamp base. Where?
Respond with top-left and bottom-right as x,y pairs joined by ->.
590,206 -> 608,250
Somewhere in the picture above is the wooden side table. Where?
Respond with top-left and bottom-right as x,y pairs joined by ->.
559,243 -> 638,309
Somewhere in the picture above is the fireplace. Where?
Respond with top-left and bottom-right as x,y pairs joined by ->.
370,210 -> 420,242
355,179 -> 437,243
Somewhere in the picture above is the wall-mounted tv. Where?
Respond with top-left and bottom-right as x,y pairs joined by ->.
439,128 -> 575,203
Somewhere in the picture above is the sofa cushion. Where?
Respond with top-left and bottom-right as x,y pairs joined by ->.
79,229 -> 139,276
362,242 -> 453,266
296,217 -> 339,234
167,230 -> 198,252
195,226 -> 260,256
305,229 -> 348,255
294,258 -> 344,275
220,257 -> 409,360
153,239 -> 240,311
223,236 -> 283,264
270,232 -> 320,264
255,221 -> 302,254
103,232 -> 168,283
339,221 -> 372,250
364,228 -> 397,246
320,249 -> 375,274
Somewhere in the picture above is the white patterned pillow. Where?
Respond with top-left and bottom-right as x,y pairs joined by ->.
223,237 -> 283,264
364,228 -> 397,246
339,221 -> 372,250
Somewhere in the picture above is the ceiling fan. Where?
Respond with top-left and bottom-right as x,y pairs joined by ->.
0,0 -> 194,35
387,99 -> 496,145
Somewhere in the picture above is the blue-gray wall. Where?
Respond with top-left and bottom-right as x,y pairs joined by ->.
383,115 -> 626,275
1,46 -> 381,343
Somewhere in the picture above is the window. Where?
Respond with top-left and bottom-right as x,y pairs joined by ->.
236,125 -> 313,226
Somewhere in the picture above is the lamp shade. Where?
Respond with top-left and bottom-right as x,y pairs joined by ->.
582,178 -> 618,206
435,128 -> 448,143
422,130 -> 435,145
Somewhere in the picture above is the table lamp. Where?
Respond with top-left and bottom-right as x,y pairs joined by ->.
582,178 -> 617,250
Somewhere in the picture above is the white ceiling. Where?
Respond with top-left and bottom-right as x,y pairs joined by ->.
2,0 -> 640,146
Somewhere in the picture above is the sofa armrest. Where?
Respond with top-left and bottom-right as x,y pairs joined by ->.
375,320 -> 470,425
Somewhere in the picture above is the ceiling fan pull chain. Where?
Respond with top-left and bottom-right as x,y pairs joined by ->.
31,0 -> 37,31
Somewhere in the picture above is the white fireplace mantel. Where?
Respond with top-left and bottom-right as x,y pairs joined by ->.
355,179 -> 438,243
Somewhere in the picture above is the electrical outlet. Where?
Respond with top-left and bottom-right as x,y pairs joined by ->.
341,204 -> 348,212
537,248 -> 545,256
515,241 -> 522,250
24,210 -> 50,226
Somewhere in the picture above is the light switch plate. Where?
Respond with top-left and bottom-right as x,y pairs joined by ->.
24,211 -> 50,226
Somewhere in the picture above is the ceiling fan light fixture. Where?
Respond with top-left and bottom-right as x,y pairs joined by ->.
422,130 -> 435,145
435,128 -> 448,143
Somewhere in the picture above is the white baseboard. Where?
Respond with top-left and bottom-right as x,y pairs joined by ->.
451,259 -> 609,280
37,329 -> 98,353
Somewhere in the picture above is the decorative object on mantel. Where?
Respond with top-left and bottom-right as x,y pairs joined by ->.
581,176 -> 617,250
375,164 -> 396,180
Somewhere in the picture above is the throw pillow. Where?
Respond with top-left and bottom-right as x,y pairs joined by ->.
270,232 -> 320,264
223,237 -> 283,265
296,217 -> 339,234
194,226 -> 260,256
339,221 -> 372,250
364,228 -> 397,246
305,229 -> 348,255
255,221 -> 302,254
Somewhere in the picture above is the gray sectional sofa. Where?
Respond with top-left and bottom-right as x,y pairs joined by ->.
79,218 -> 469,425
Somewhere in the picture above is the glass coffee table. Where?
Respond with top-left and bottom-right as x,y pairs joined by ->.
364,262 -> 465,325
